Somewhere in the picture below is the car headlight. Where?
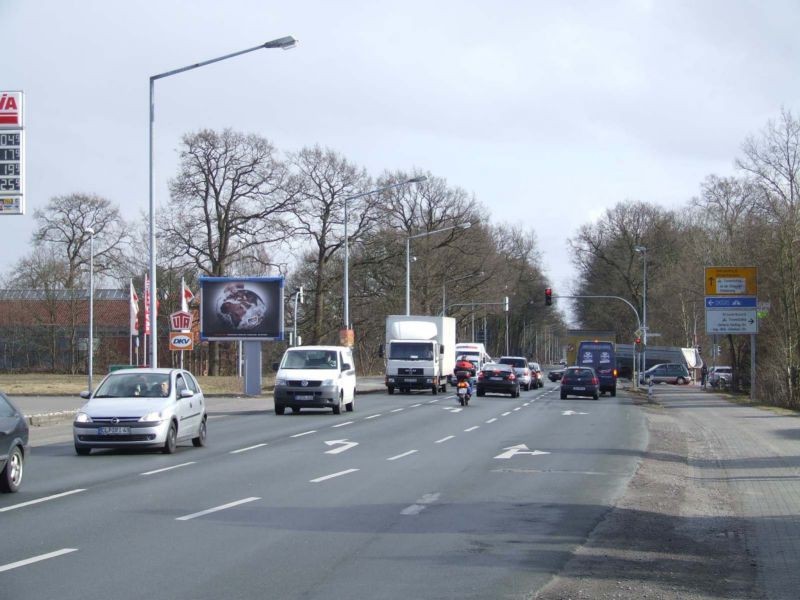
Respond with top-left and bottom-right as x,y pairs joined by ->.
75,412 -> 93,423
139,411 -> 163,423
275,378 -> 287,386
321,379 -> 336,386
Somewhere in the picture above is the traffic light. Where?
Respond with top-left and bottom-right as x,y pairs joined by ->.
545,288 -> 552,306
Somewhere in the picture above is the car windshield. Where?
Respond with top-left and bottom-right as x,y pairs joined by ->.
499,358 -> 526,368
388,342 -> 434,361
93,373 -> 170,398
483,363 -> 511,372
282,350 -> 338,369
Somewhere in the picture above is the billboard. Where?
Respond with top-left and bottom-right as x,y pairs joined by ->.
199,276 -> 284,341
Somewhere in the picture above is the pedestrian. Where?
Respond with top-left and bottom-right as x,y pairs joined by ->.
701,363 -> 708,388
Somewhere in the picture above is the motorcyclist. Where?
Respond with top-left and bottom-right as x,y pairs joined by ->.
454,355 -> 476,396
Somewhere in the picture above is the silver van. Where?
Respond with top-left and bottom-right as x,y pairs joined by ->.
273,346 -> 356,415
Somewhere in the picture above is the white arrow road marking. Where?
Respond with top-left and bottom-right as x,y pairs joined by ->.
387,450 -> 418,461
401,492 -> 441,515
310,468 -> 359,483
0,489 -> 85,513
0,548 -> 78,573
494,444 -> 551,460
324,439 -> 359,454
141,462 -> 196,476
562,410 -> 588,416
230,443 -> 268,454
176,497 -> 260,521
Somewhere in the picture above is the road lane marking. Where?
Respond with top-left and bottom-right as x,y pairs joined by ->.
401,492 -> 441,515
230,443 -> 268,454
464,426 -> 480,432
485,418 -> 498,424
324,439 -> 359,454
141,462 -> 196,476
310,468 -> 360,483
176,497 -> 260,521
291,430 -> 317,438
523,402 -> 531,406
501,411 -> 511,417
365,414 -> 381,420
332,421 -> 354,428
0,548 -> 78,573
0,489 -> 85,513
390,408 -> 404,413
410,403 -> 422,408
514,407 -> 522,411
387,450 -> 418,461
427,399 -> 440,404
435,435 -> 455,444
494,444 -> 551,460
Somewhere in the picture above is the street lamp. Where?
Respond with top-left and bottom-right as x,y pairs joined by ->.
406,222 -> 472,315
634,245 -> 647,373
87,227 -> 95,393
343,176 -> 426,330
148,36 -> 297,368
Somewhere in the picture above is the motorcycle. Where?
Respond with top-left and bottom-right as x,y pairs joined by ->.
455,371 -> 472,406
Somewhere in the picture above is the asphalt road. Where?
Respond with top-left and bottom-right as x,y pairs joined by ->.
0,382 -> 647,600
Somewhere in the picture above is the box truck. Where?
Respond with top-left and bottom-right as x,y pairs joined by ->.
381,315 -> 456,394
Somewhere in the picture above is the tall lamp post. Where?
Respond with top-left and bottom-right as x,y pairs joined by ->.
343,176 -> 426,331
148,36 -> 297,368
406,223 -> 472,315
635,245 -> 648,373
87,228 -> 95,393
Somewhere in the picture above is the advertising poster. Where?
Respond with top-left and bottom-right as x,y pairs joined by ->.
200,276 -> 284,341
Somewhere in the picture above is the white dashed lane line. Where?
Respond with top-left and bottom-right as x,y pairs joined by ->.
332,421 -> 354,428
230,443 -> 268,454
435,435 -> 455,444
310,469 -> 360,483
501,412 -> 511,417
291,430 -> 317,438
401,492 -> 440,515
485,418 -> 498,424
141,462 -> 196,476
365,414 -> 381,420
464,426 -> 480,432
387,450 -> 418,461
176,497 -> 261,521
0,548 -> 78,573
390,408 -> 404,413
0,489 -> 85,513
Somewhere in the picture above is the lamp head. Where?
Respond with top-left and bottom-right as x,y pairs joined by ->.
264,36 -> 298,50
634,245 -> 646,253
407,176 -> 427,184
459,222 -> 472,230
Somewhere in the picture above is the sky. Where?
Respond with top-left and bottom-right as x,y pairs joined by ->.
2,0 -> 799,324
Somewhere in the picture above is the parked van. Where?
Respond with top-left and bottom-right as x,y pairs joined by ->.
576,341 -> 617,396
273,346 -> 356,415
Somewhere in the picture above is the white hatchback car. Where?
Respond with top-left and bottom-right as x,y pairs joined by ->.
73,368 -> 207,455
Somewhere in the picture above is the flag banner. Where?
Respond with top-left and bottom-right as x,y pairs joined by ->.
144,274 -> 151,335
130,280 -> 139,335
181,278 -> 194,313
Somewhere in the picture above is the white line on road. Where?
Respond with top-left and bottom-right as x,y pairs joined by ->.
410,403 -> 422,408
390,408 -> 404,413
0,548 -> 78,573
230,443 -> 268,454
435,435 -> 455,444
485,418 -> 498,424
523,402 -> 531,406
310,468 -> 360,483
501,411 -> 511,417
514,407 -> 522,411
291,430 -> 317,438
365,414 -> 381,420
176,497 -> 261,521
387,450 -> 418,461
401,492 -> 441,515
332,421 -> 354,428
464,426 -> 480,432
0,489 -> 85,513
141,462 -> 196,476
428,399 -> 440,404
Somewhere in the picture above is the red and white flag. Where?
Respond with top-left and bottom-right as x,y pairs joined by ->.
129,280 -> 139,336
144,274 -> 151,336
181,278 -> 195,313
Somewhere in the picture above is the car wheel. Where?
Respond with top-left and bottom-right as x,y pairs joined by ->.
431,385 -> 438,395
388,386 -> 395,395
162,422 -> 178,454
611,387 -> 617,397
477,389 -> 485,397
677,377 -> 686,385
333,394 -> 343,415
275,404 -> 285,415
292,406 -> 302,414
192,417 -> 207,447
75,445 -> 91,456
346,396 -> 355,412
593,392 -> 599,400
0,445 -> 23,493
560,392 -> 567,400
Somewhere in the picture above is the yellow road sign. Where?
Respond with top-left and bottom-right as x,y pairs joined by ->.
705,266 -> 757,295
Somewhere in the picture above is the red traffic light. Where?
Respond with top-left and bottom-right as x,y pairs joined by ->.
545,288 -> 552,306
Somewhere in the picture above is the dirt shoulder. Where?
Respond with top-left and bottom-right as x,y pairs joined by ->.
534,391 -> 763,600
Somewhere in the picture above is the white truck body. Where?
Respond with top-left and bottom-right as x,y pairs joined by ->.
383,315 -> 456,394
451,342 -> 492,384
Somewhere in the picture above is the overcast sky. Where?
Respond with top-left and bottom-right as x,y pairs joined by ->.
2,0 -> 799,323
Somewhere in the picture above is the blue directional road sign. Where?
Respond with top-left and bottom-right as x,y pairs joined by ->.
705,296 -> 757,309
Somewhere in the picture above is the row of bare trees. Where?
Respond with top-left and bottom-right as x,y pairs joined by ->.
569,109 -> 800,408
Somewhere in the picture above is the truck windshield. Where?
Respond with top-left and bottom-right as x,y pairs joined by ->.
389,342 -> 434,360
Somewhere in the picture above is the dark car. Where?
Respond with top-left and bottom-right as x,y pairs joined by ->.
548,368 -> 564,382
498,356 -> 532,390
528,362 -> 544,388
476,363 -> 520,397
0,391 -> 29,493
560,366 -> 600,400
639,363 -> 692,385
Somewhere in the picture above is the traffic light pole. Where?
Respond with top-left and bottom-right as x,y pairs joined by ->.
548,293 -> 642,390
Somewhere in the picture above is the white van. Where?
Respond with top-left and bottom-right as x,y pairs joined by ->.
451,343 -> 492,384
273,346 -> 356,415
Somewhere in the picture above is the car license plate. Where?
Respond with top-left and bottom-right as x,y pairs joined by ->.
99,426 -> 130,435
491,377 -> 503,381
295,394 -> 314,401
404,378 -> 416,382
457,387 -> 467,395
572,386 -> 585,391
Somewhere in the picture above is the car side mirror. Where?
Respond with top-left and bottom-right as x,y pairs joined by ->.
180,388 -> 194,398
80,390 -> 91,399
440,345 -> 444,354
342,363 -> 352,371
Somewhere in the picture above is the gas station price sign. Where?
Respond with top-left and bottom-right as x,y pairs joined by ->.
0,91 -> 25,215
